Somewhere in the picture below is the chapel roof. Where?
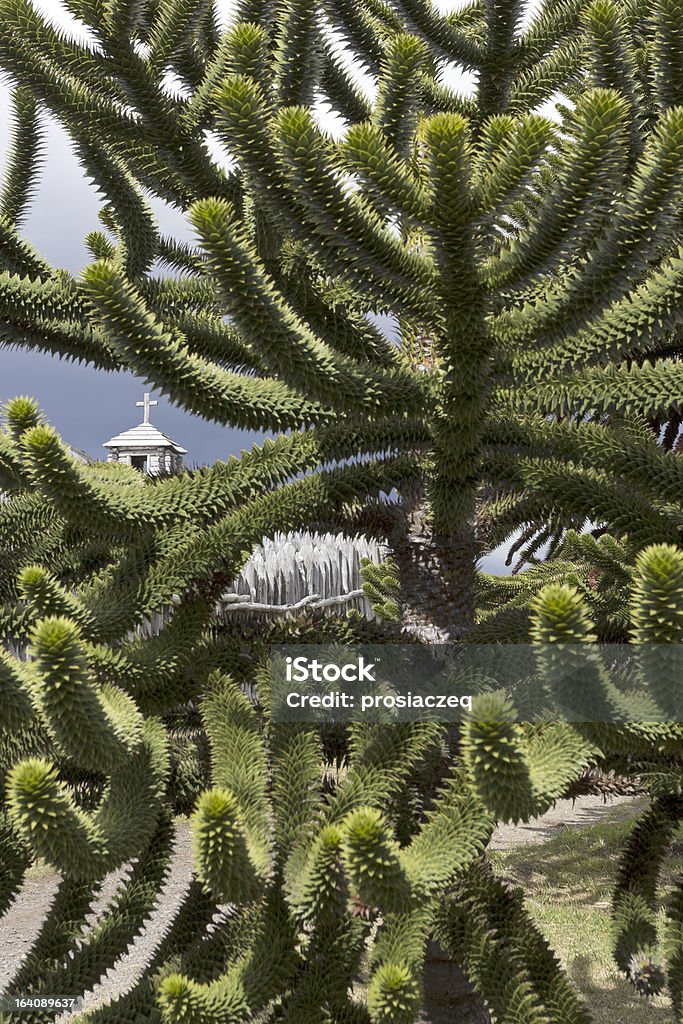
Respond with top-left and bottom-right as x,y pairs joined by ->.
103,393 -> 188,455
103,421 -> 188,454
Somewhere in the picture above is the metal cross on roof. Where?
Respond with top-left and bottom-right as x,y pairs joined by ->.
136,393 -> 158,424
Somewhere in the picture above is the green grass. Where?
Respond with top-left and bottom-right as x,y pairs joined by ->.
491,799 -> 683,1023
23,858 -> 57,881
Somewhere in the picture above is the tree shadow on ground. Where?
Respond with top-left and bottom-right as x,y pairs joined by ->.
568,953 -> 673,1024
493,812 -> 683,908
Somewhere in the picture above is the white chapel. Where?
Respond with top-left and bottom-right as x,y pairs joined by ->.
103,393 -> 187,475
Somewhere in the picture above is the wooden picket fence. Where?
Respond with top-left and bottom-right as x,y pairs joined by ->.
138,531 -> 389,637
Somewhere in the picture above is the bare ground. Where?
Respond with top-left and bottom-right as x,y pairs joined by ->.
489,793 -> 642,849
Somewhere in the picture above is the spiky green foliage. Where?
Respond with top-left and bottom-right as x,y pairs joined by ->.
361,555 -> 401,623
436,859 -> 594,1024
4,0 -> 683,638
472,529 -> 637,642
2,404 -> 682,1021
460,556 -> 683,1015
3,1 -> 683,1021
0,401 -> 425,1020
158,696 -> 497,1024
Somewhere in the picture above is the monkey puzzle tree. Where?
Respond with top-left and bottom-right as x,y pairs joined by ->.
0,398 -> 420,1022
1,401 -> 682,1024
2,0 -> 683,640
2,0 -> 683,1021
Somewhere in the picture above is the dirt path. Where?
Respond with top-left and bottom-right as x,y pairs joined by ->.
0,827 -> 195,1020
489,793 -> 642,849
0,795 -> 642,1017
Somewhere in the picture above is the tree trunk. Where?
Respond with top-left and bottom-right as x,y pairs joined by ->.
422,942 -> 490,1024
389,483 -> 489,1023
389,482 -> 477,643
